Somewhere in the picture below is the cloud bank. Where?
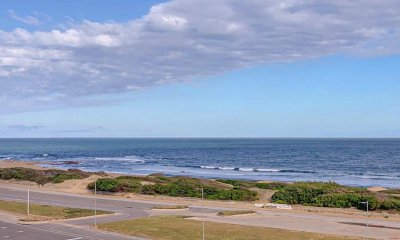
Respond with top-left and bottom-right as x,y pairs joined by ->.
1,0 -> 399,113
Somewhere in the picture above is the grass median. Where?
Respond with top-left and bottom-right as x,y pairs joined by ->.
0,199 -> 112,220
98,215 -> 357,240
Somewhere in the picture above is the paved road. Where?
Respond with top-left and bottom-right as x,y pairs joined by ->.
0,220 -> 144,240
1,220 -> 71,240
0,185 -> 218,227
1,185 -> 400,239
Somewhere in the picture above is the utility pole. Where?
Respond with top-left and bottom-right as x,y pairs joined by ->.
202,187 -> 204,240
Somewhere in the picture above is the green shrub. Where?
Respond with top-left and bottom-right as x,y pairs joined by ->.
379,198 -> 400,211
89,176 -> 258,201
0,168 -> 89,184
271,181 -> 382,211
52,173 -> 82,183
88,178 -> 120,192
313,193 -> 363,208
255,182 -> 289,190
215,179 -> 255,188
356,195 -> 379,211
271,184 -> 328,204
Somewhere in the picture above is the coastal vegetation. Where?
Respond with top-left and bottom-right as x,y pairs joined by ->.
88,175 -> 258,201
87,175 -> 400,211
0,167 -> 90,184
2,166 -> 398,212
270,182 -> 400,211
0,199 -> 111,220
97,215 -> 357,240
216,179 -> 288,190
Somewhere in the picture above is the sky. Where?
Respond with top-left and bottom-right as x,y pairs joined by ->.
0,0 -> 399,138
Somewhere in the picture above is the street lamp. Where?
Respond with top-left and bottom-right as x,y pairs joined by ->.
360,201 -> 369,240
27,187 -> 30,215
202,187 -> 205,240
94,180 -> 97,229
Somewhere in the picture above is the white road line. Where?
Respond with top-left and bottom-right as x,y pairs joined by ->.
17,230 -> 24,232
1,227 -> 6,229
66,237 -> 83,240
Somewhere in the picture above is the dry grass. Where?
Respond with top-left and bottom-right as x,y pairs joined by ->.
98,215 -> 359,240
0,199 -> 112,220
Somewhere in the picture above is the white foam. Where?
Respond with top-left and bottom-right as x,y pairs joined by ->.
200,165 -> 216,169
218,167 -> 235,170
238,167 -> 254,172
94,156 -> 145,163
255,168 -> 280,172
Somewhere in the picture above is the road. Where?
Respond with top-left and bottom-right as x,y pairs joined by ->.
1,184 -> 400,239
0,219 -> 142,240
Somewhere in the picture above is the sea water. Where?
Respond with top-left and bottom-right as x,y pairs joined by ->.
0,138 -> 399,188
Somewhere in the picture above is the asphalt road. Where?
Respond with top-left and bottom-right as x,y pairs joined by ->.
1,185 -> 400,239
0,220 -> 144,240
0,220 -> 70,240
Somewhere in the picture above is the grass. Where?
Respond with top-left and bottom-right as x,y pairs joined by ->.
152,205 -> 188,210
98,216 -> 357,240
0,199 -> 112,220
217,210 -> 256,216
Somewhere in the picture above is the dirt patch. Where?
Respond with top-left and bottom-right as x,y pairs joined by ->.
0,160 -> 47,170
368,186 -> 388,192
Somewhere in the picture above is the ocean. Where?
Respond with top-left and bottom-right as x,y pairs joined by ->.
0,138 -> 399,188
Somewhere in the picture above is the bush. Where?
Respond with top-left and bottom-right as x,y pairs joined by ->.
356,195 -> 379,211
0,168 -> 89,184
52,172 -> 82,183
271,181 -> 383,211
379,198 -> 400,211
255,182 -> 289,190
88,178 -> 120,192
89,176 -> 259,201
271,184 -> 328,204
216,179 -> 255,188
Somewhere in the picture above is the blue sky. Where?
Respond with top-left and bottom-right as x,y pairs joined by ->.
0,1 -> 399,137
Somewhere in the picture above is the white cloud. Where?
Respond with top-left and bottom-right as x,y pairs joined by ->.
8,9 -> 41,26
1,0 -> 400,113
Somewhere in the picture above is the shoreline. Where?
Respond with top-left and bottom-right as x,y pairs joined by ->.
1,159 -> 399,222
0,159 -> 393,191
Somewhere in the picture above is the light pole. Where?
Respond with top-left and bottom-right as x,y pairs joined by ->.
202,187 -> 204,240
94,180 -> 97,229
27,187 -> 30,215
360,201 -> 369,240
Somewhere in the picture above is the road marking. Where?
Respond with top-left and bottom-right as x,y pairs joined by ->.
3,236 -> 10,238
17,230 -> 24,233
66,238 -> 82,240
1,227 -> 6,229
